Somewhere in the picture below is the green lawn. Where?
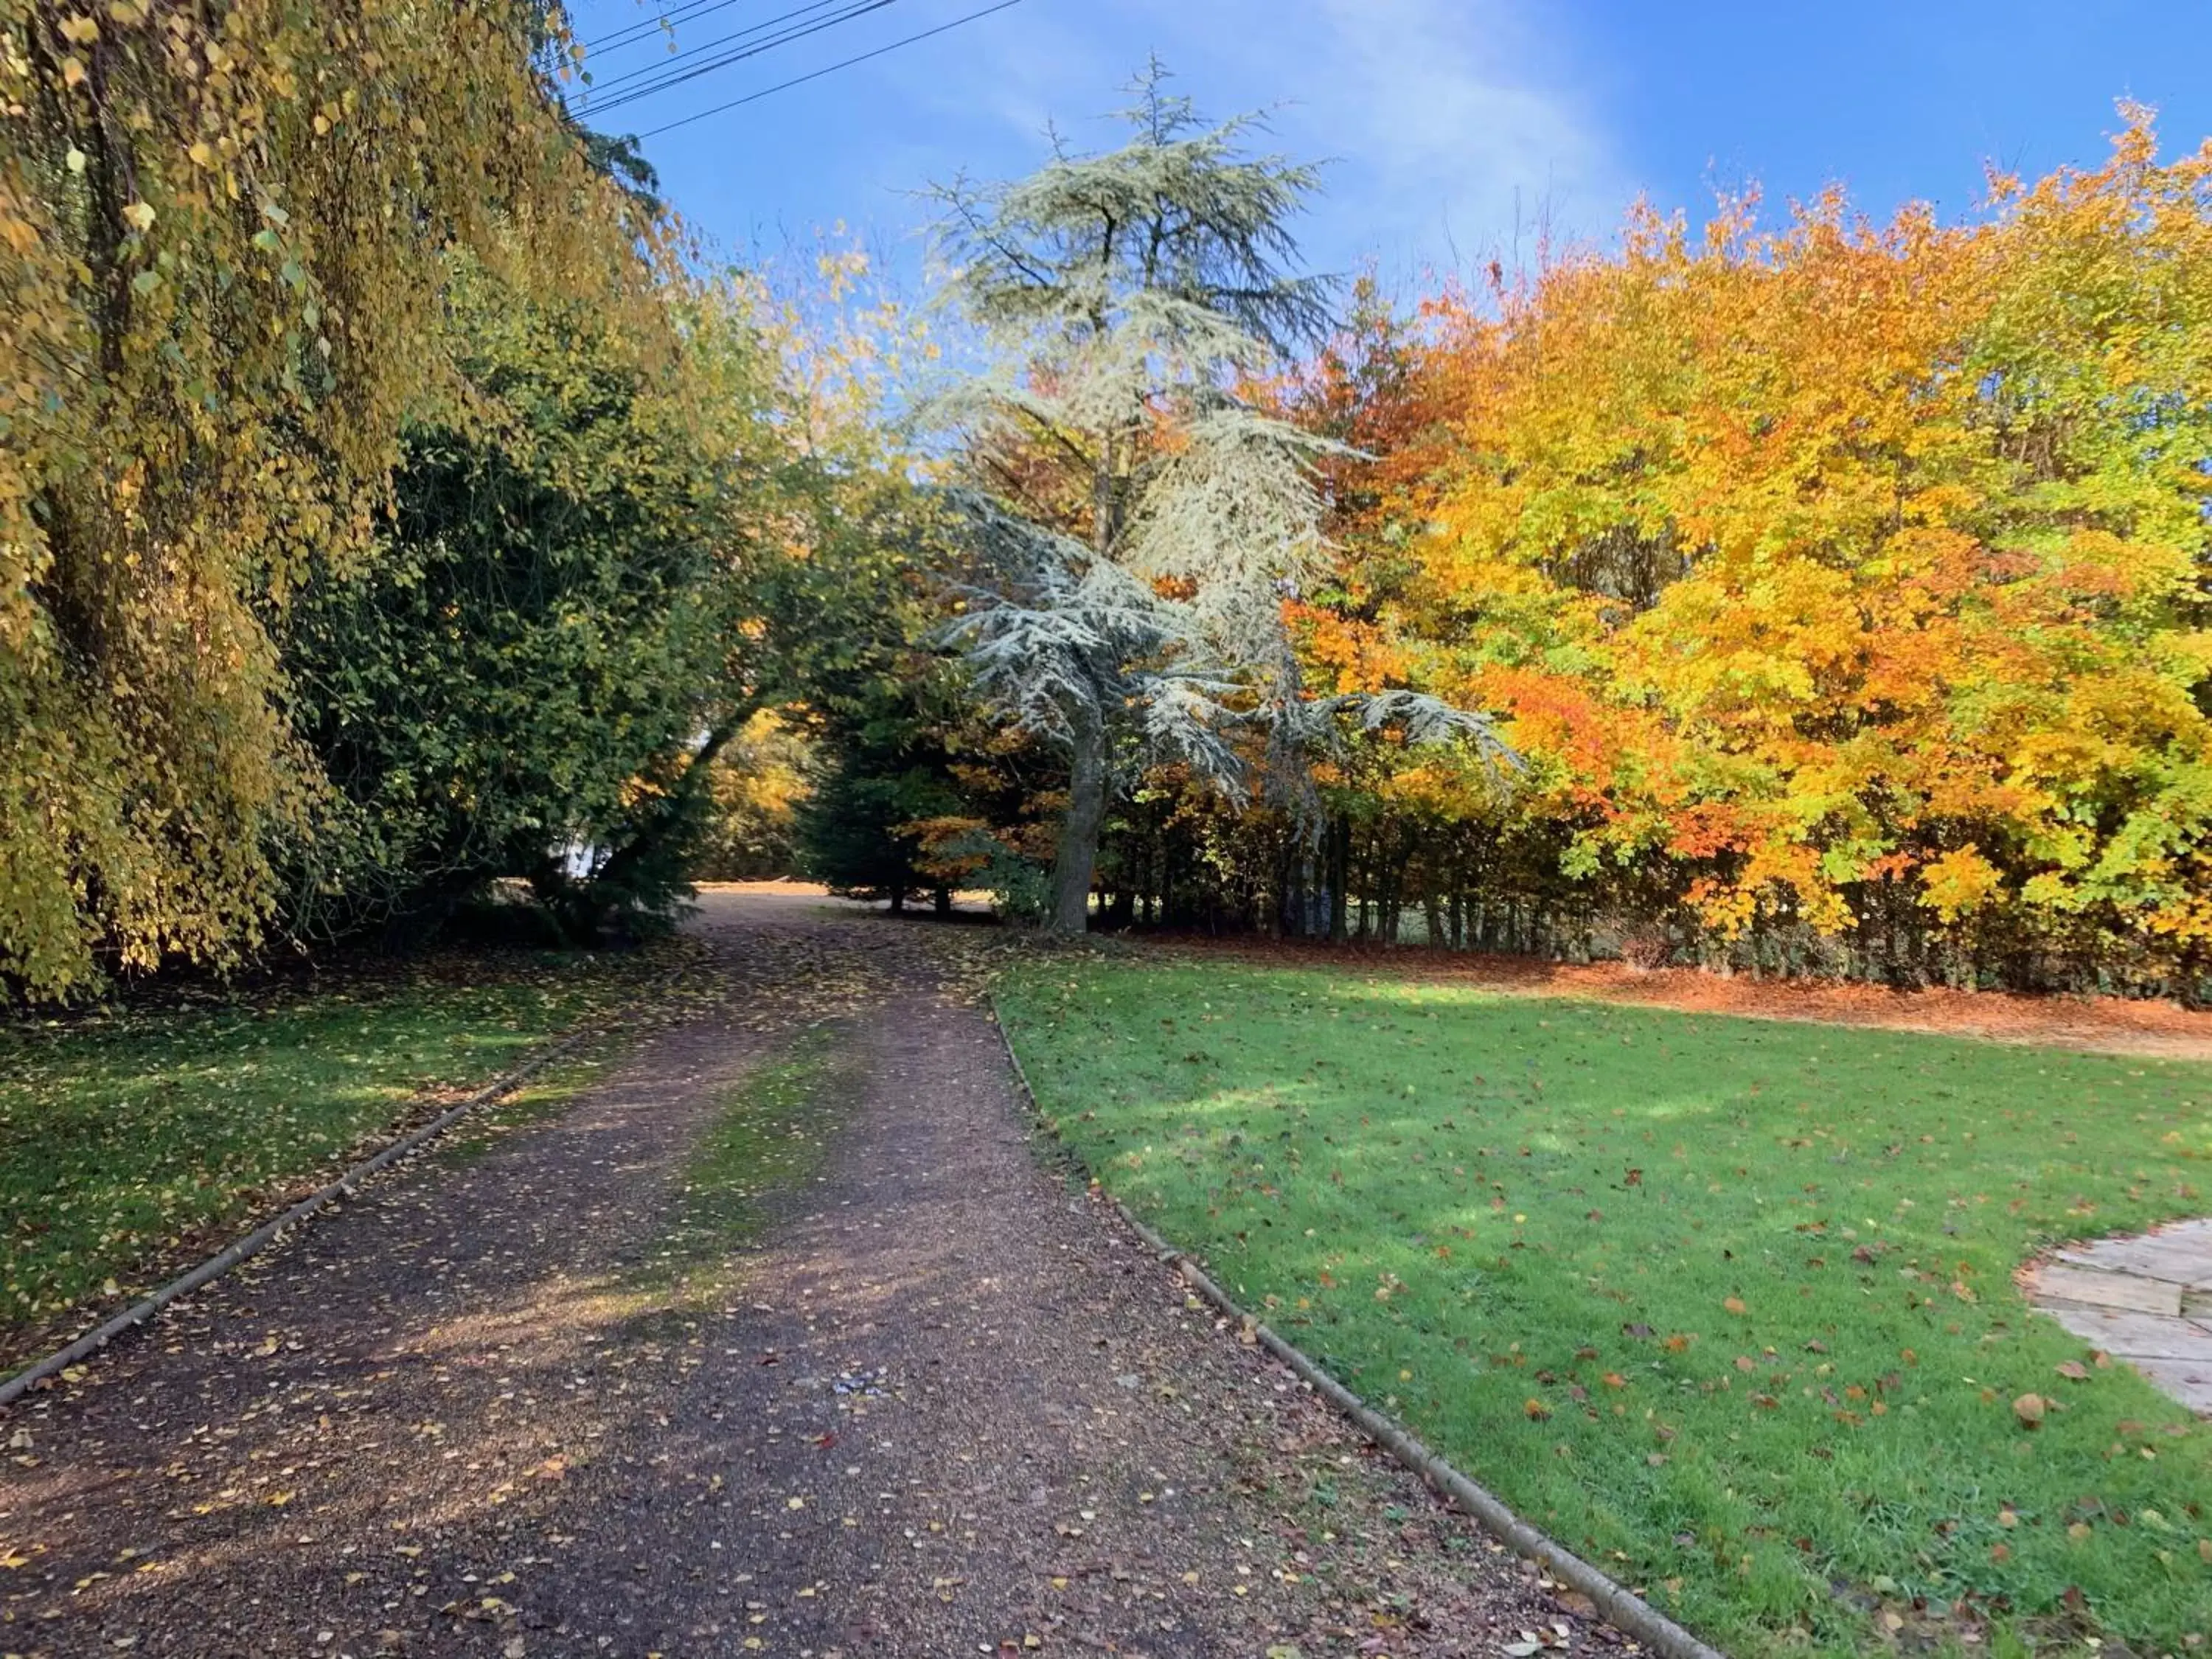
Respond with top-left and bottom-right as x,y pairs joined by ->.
998,959 -> 2212,1657
0,946 -> 679,1357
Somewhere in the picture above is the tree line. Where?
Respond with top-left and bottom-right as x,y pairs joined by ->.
815,91 -> 2212,1000
9,7 -> 2212,1005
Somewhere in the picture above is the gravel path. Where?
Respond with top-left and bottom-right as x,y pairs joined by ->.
1,892 -> 1583,1658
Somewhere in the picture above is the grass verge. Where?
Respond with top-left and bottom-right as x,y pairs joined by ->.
998,959 -> 2212,1657
630,1023 -> 865,1310
1,942 -> 688,1360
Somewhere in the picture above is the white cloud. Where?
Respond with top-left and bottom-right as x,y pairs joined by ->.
939,0 -> 1632,284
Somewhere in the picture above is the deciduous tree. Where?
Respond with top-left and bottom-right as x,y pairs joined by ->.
0,0 -> 653,996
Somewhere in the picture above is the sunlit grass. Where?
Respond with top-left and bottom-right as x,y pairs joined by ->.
999,960 -> 2212,1657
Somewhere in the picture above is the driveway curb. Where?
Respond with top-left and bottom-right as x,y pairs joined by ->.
990,997 -> 1729,1659
1,1025 -> 601,1410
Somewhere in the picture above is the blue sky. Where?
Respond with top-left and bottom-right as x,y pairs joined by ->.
563,0 -> 2212,294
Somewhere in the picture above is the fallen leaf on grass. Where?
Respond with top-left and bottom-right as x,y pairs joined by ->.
2055,1360 -> 2089,1381
2012,1392 -> 2045,1427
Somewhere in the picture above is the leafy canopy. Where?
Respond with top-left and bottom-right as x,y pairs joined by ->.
1321,110 -> 2212,978
0,0 -> 661,996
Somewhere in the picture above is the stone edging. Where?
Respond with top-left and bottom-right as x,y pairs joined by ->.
0,1025 -> 602,1411
989,996 -> 1730,1659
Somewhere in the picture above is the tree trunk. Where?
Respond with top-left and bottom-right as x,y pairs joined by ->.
1283,837 -> 1312,939
1327,814 -> 1349,944
1379,826 -> 1411,946
933,886 -> 952,918
588,699 -> 762,905
1050,712 -> 1107,935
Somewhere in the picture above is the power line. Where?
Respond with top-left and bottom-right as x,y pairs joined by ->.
583,0 -> 748,57
636,0 -> 1027,137
576,0 -> 900,116
578,0 -> 894,114
580,0 -> 852,100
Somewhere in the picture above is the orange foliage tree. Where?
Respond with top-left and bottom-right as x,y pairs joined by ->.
1305,110 -> 2212,989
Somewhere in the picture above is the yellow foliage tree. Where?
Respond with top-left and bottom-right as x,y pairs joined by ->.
1345,110 -> 2212,983
0,1 -> 656,996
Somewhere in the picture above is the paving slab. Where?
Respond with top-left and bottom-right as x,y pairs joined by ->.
2031,1222 -> 2212,1417
2124,1357 -> 2212,1416
2035,1304 -> 2212,1362
2055,1225 -> 2212,1286
2034,1262 -> 2183,1316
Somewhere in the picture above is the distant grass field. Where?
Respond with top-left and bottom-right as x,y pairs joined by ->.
0,947 -> 678,1356
998,959 -> 2212,1658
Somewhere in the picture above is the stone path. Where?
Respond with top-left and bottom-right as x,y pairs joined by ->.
0,892 -> 1583,1658
2029,1219 -> 2212,1414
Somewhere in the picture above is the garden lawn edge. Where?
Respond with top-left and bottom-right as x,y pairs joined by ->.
0,1020 -> 605,1411
990,996 -> 1731,1659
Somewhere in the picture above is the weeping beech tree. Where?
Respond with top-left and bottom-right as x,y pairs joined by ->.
0,1 -> 653,998
927,66 -> 1509,935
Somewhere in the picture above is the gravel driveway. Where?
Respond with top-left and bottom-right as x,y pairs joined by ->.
0,891 -> 1590,1658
